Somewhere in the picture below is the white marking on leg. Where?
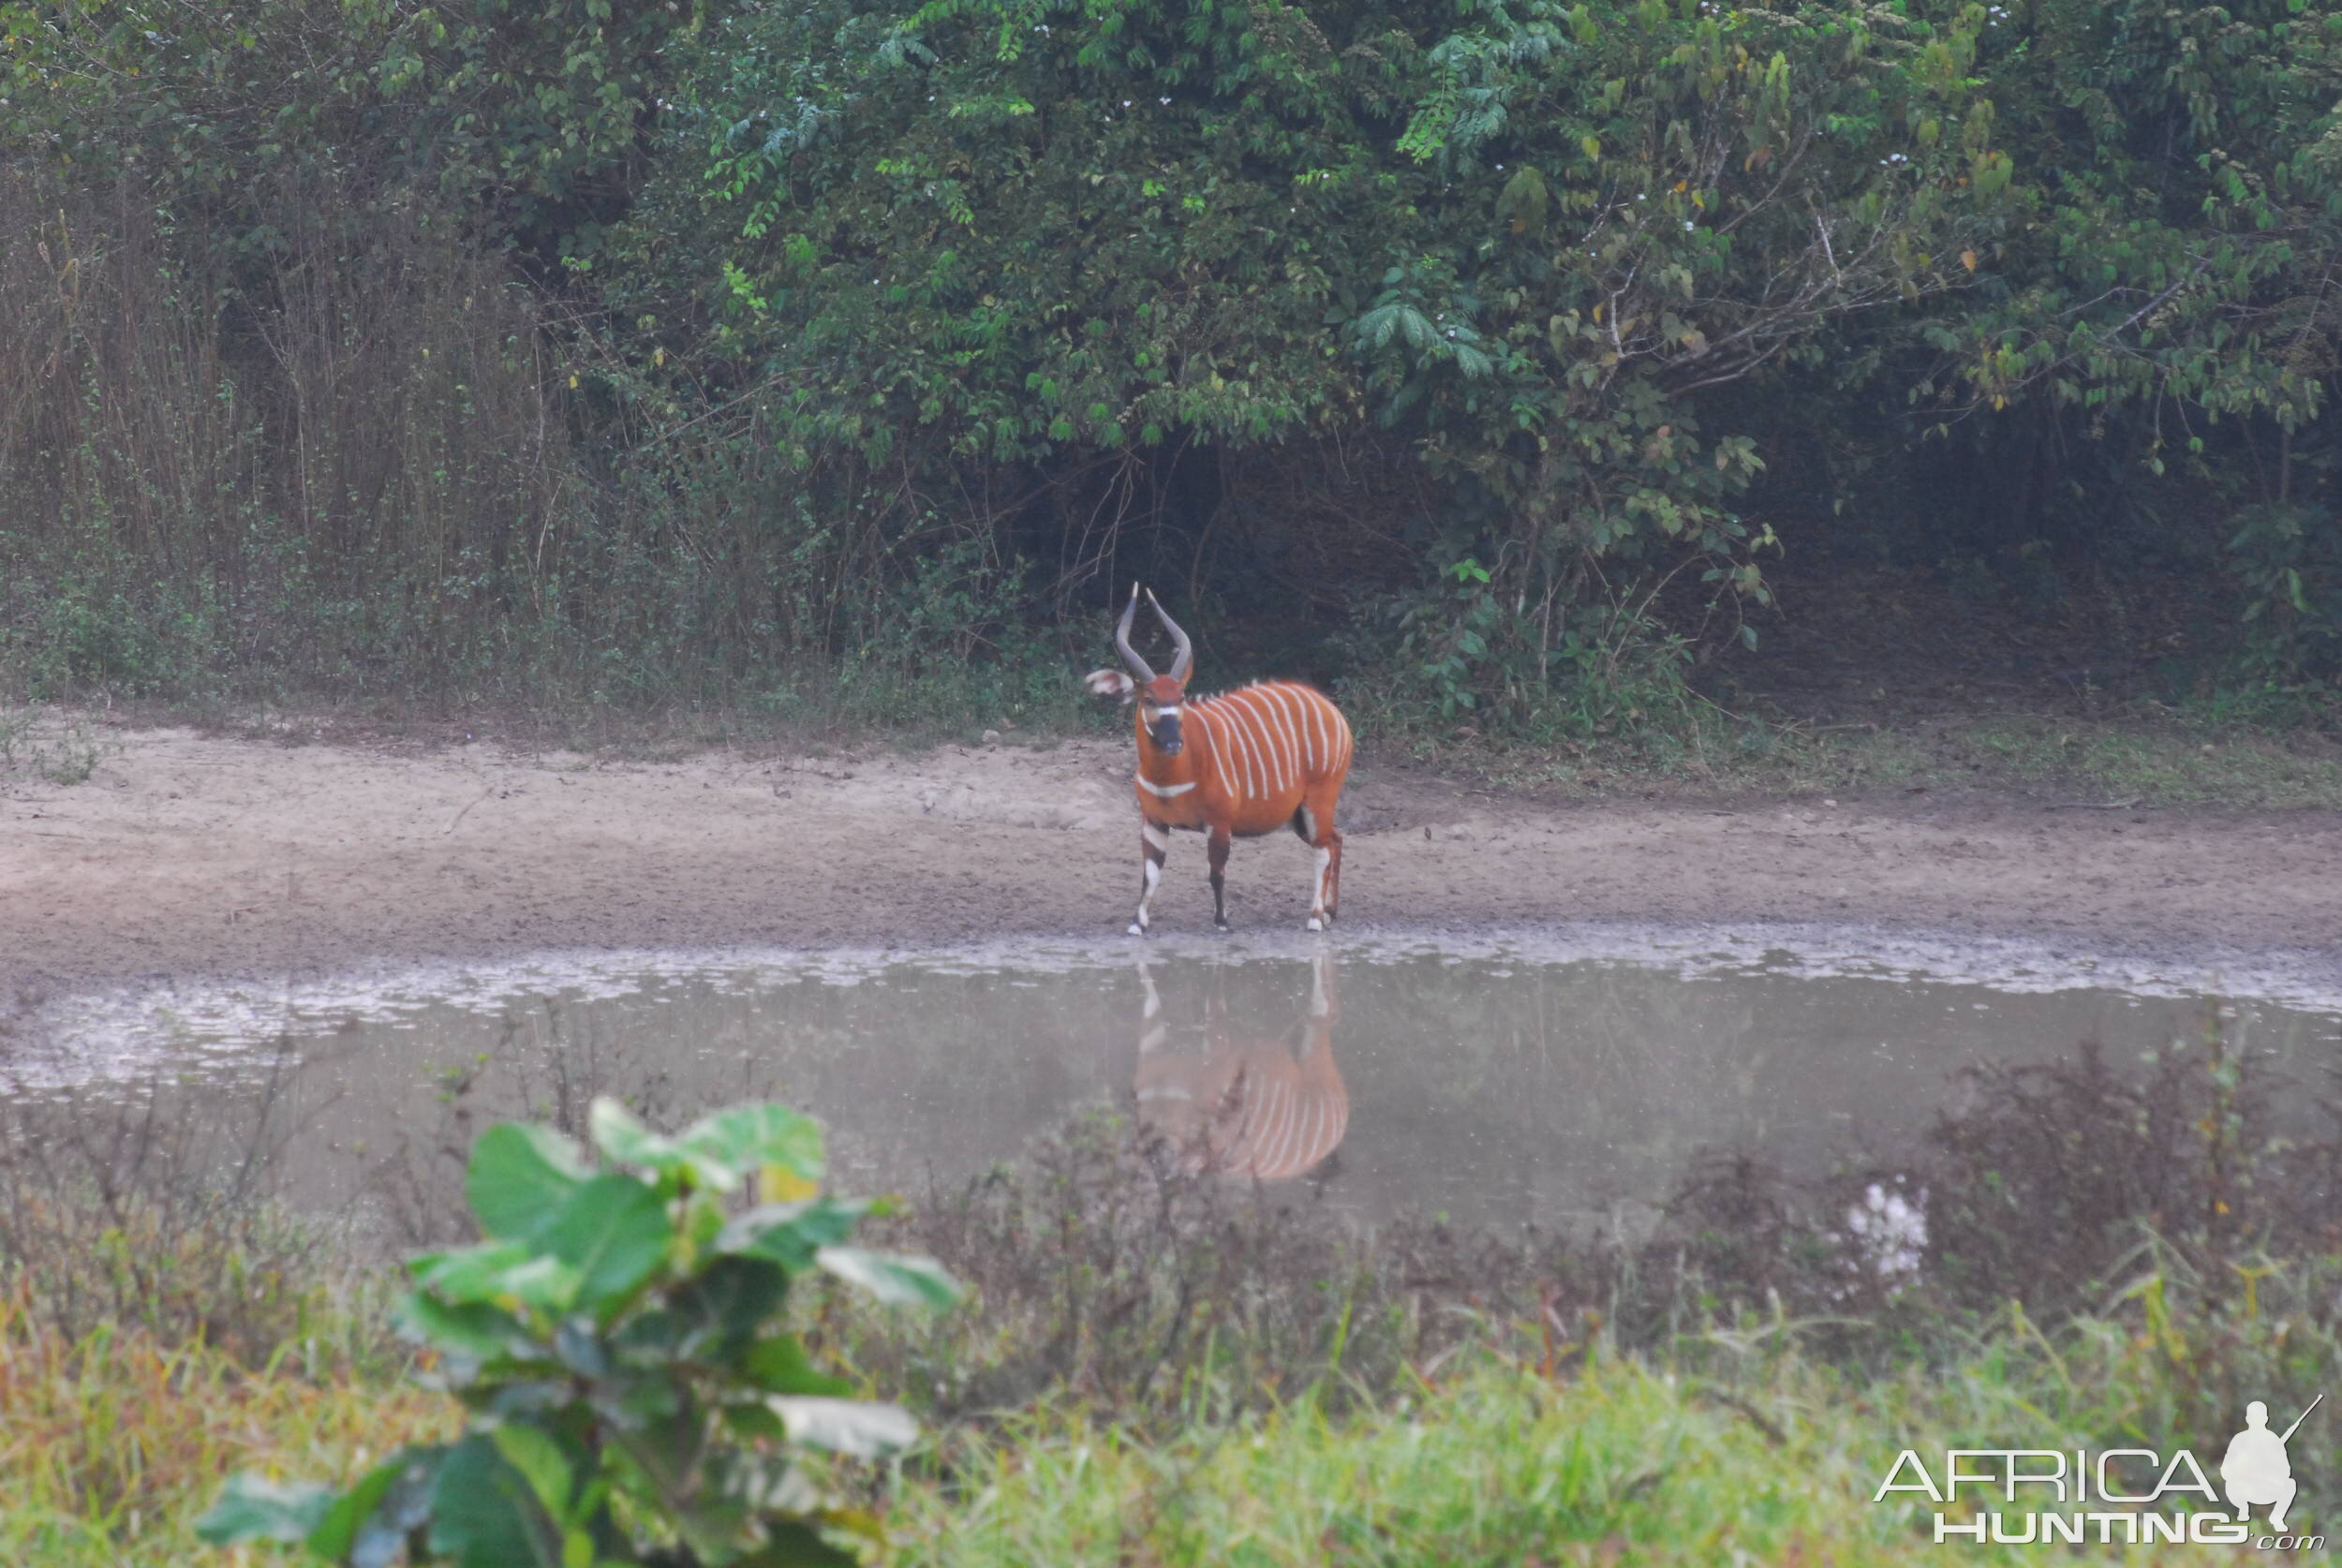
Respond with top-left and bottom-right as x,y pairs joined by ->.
1307,843 -> 1332,929
1133,821 -> 1169,935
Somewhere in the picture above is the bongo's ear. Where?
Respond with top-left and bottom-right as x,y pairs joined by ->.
1083,669 -> 1135,703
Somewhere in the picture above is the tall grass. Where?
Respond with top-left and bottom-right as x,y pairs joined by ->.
0,1282 -> 450,1568
896,1356 -> 2213,1567
9,1265 -> 2333,1567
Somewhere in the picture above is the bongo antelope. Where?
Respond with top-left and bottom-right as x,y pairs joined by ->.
1133,952 -> 1347,1182
1084,584 -> 1352,934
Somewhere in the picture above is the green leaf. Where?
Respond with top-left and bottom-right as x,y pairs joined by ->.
429,1434 -> 564,1568
814,1246 -> 963,1309
537,1173 -> 674,1314
734,1519 -> 863,1567
413,1240 -> 582,1312
306,1445 -> 446,1563
393,1293 -> 538,1359
589,1096 -> 688,1174
718,1198 -> 869,1272
303,1457 -> 402,1559
490,1426 -> 576,1526
196,1472 -> 334,1545
671,1255 -> 790,1352
769,1396 -> 920,1458
497,1254 -> 590,1312
414,1239 -> 530,1297
680,1102 -> 826,1185
468,1123 -> 586,1240
743,1333 -> 855,1397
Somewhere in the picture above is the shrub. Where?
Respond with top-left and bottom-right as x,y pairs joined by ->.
199,1097 -> 958,1568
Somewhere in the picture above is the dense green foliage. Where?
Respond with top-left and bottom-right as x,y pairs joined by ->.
196,1097 -> 957,1567
1,0 -> 2337,725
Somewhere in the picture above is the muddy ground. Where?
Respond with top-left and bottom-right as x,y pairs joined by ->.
4,722 -> 2337,1013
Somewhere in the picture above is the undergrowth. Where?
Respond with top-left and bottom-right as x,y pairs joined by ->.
4,1015 -> 2336,1564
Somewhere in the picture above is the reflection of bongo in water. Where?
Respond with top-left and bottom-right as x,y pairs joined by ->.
1133,954 -> 1348,1182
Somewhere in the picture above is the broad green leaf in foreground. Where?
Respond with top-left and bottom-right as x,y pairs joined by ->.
814,1245 -> 963,1309
412,1241 -> 584,1314
719,1198 -> 869,1270
681,1102 -> 826,1185
394,1294 -> 536,1361
743,1334 -> 855,1398
428,1434 -> 564,1568
195,1473 -> 335,1545
490,1425 -> 576,1528
537,1172 -> 674,1314
589,1096 -> 693,1177
467,1123 -> 587,1240
305,1447 -> 445,1563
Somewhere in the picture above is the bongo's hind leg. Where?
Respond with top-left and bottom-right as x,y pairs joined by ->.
1321,825 -> 1343,925
1296,796 -> 1342,930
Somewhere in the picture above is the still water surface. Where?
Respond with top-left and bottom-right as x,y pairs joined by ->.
15,928 -> 2341,1243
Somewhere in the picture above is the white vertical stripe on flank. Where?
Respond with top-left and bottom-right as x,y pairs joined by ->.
1260,685 -> 1304,786
1304,689 -> 1331,774
1207,694 -> 1241,794
1266,688 -> 1298,791
1243,697 -> 1275,799
1238,688 -> 1287,794
1206,700 -> 1255,802
1222,689 -> 1267,797
1288,686 -> 1316,771
1286,687 -> 1319,776
1246,692 -> 1302,800
1188,704 -> 1227,801
1232,701 -> 1268,799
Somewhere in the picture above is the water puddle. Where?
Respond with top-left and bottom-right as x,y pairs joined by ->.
11,926 -> 2341,1243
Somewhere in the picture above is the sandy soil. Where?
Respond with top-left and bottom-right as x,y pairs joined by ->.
4,724 -> 2338,1008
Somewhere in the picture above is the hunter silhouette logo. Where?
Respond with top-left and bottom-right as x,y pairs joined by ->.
2222,1396 -> 2320,1533
1872,1394 -> 2325,1548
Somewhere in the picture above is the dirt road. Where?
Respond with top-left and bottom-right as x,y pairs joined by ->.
4,724 -> 2337,1004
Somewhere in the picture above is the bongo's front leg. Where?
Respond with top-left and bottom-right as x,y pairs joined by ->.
1207,823 -> 1232,932
1131,818 -> 1169,935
